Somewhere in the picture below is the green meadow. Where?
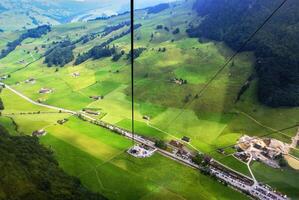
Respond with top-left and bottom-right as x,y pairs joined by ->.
0,0 -> 298,198
0,89 -> 248,200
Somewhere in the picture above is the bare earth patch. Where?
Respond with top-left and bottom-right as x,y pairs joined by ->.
284,155 -> 299,170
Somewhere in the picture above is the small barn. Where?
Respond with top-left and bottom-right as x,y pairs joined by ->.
32,129 -> 47,137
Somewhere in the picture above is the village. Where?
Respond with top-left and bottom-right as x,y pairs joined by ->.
235,135 -> 291,168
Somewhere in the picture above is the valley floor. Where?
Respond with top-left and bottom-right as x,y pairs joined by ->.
0,1 -> 298,198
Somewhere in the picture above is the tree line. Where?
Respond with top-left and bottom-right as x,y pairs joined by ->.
75,24 -> 142,65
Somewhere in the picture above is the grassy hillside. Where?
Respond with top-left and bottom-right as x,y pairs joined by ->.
0,0 -> 298,198
188,0 -> 299,107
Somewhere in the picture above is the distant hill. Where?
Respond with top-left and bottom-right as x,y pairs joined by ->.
0,0 -> 119,31
187,0 -> 299,107
0,0 -> 174,31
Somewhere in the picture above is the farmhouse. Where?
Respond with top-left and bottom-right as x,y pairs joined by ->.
57,118 -> 68,125
25,78 -> 36,84
71,72 -> 80,77
83,109 -> 99,115
89,96 -> 103,100
143,115 -> 151,120
169,140 -> 184,149
39,88 -> 52,94
32,129 -> 47,137
0,75 -> 9,80
181,136 -> 190,142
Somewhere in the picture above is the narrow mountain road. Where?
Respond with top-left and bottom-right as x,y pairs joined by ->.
3,84 -> 76,115
247,153 -> 257,186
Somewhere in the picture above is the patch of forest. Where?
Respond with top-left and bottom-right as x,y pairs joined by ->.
44,40 -> 75,67
74,24 -> 141,65
102,21 -> 130,37
0,126 -> 108,200
187,0 -> 299,107
127,47 -> 146,60
0,25 -> 51,59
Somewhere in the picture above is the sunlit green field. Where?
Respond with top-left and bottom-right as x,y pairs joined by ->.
0,1 -> 298,198
0,89 -> 248,200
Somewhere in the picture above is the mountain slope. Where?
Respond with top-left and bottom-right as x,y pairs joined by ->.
0,125 -> 107,200
0,1 -> 298,198
187,0 -> 299,107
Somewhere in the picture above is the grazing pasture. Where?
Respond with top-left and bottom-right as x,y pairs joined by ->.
0,1 -> 298,198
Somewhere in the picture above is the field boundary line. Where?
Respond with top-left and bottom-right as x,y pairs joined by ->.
236,110 -> 291,138
77,150 -> 126,178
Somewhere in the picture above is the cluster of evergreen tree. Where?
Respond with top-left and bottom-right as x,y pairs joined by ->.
0,25 -> 51,59
154,139 -> 167,150
0,126 -> 107,200
0,97 -> 3,110
112,50 -> 125,62
75,46 -> 115,65
147,3 -> 170,14
75,24 -> 141,65
102,21 -> 130,37
172,28 -> 180,35
89,11 -> 130,22
44,40 -> 75,67
156,25 -> 163,30
187,0 -> 299,107
127,47 -> 146,60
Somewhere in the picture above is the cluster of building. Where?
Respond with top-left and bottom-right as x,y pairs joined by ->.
169,140 -> 193,161
209,162 -> 288,200
235,135 -> 290,168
